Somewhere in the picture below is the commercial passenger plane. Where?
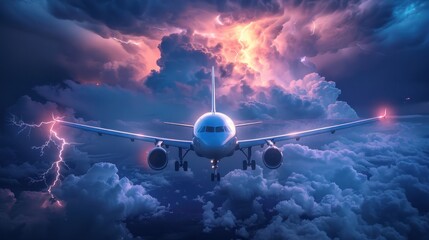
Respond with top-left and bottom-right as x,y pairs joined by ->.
58,67 -> 387,181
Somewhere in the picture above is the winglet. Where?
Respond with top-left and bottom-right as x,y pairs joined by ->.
211,66 -> 216,113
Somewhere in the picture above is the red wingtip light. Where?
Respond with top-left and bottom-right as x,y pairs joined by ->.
381,108 -> 387,118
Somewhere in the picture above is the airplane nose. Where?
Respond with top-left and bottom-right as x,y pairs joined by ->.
202,138 -> 225,148
193,135 -> 235,159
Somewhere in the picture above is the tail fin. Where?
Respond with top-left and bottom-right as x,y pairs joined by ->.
211,66 -> 216,113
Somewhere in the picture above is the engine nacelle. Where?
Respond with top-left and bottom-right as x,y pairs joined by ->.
262,146 -> 283,169
148,147 -> 168,170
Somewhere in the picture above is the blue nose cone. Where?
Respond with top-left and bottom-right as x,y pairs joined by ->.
202,137 -> 226,148
196,136 -> 231,159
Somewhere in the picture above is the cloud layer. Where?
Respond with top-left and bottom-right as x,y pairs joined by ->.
200,118 -> 429,239
0,162 -> 165,240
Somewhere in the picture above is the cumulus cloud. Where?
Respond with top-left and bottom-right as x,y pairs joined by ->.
201,168 -> 268,232
0,163 -> 165,240
200,117 -> 429,239
236,73 -> 357,120
57,162 -> 165,238
202,201 -> 236,232
144,33 -> 216,100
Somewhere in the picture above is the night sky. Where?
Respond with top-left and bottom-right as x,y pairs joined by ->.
1,0 -> 429,239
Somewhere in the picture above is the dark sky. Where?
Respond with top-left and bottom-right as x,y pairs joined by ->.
1,0 -> 429,239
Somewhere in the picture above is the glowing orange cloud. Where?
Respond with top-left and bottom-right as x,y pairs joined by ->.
70,2 -> 363,119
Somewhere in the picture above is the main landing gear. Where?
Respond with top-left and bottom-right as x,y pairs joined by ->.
175,147 -> 190,171
210,159 -> 221,182
240,147 -> 256,170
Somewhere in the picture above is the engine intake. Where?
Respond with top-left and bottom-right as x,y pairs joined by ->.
148,147 -> 168,170
262,146 -> 283,169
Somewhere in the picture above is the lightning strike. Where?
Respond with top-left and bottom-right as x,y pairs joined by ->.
112,37 -> 141,46
236,22 -> 254,65
11,114 -> 69,206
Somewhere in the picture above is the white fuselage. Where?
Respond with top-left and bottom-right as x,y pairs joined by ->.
192,112 -> 237,159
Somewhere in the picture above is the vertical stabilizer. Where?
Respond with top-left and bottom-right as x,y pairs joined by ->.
211,66 -> 216,113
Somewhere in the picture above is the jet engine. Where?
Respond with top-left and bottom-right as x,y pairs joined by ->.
148,147 -> 168,170
262,146 -> 283,169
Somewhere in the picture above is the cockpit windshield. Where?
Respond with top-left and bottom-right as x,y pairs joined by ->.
198,126 -> 230,133
215,126 -> 224,132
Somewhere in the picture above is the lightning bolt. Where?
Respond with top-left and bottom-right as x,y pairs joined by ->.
11,114 -> 69,206
236,22 -> 253,63
112,37 -> 141,46
311,21 -> 316,35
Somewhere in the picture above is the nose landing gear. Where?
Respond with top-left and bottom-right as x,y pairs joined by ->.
210,159 -> 221,181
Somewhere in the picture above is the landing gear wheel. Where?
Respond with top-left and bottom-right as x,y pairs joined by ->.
210,159 -> 221,181
242,160 -> 248,170
183,161 -> 188,171
176,147 -> 190,172
174,161 -> 180,171
240,147 -> 254,171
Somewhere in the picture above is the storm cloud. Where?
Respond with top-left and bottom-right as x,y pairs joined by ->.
1,0 -> 429,239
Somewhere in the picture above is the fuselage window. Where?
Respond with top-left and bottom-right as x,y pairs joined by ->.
206,126 -> 214,132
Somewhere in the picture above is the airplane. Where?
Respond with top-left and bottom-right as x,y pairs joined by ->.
57,66 -> 387,181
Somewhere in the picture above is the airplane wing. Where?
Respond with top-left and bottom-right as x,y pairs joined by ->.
163,121 -> 194,128
57,120 -> 193,149
235,121 -> 262,127
237,110 -> 387,149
